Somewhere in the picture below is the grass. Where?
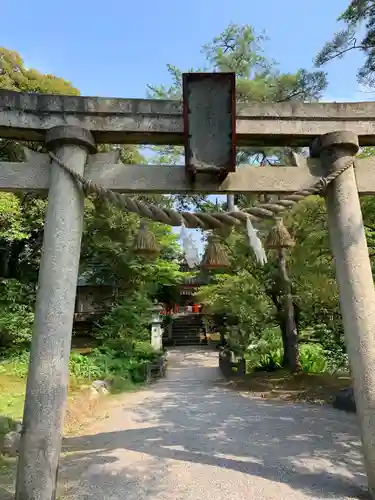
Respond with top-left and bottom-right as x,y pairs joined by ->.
0,375 -> 25,427
0,356 -> 146,437
0,373 -> 25,497
224,369 -> 351,405
0,342 -> 153,493
0,362 -> 146,498
0,374 -> 103,499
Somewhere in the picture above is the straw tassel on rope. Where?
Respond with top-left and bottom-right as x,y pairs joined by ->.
265,217 -> 295,250
133,222 -> 160,259
201,234 -> 231,270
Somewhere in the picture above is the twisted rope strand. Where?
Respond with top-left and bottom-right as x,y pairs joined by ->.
48,151 -> 354,230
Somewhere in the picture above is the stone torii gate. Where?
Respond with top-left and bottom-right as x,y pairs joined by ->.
2,73 -> 375,498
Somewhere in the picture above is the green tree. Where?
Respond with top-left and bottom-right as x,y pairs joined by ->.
315,1 -> 375,87
149,23 -> 327,371
0,47 -> 185,350
148,24 -> 327,169
0,48 -> 80,94
196,270 -> 273,356
0,48 -> 82,282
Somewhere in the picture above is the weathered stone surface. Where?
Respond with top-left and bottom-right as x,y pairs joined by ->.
14,128 -> 95,500
98,387 -> 109,396
316,131 -> 375,492
2,429 -> 21,456
2,89 -> 375,146
3,155 -> 375,196
91,380 -> 111,391
332,388 -> 356,413
91,380 -> 110,396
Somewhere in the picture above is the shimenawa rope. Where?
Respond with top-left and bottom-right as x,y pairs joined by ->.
48,151 -> 355,231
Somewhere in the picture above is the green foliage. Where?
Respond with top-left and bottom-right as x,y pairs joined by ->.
287,197 -> 341,329
81,196 -> 182,294
0,280 -> 34,349
299,345 -> 329,374
1,337 -> 161,384
0,48 -> 80,94
197,270 -> 273,355
0,349 -> 30,378
315,0 -> 375,87
0,46 -> 183,356
0,194 -> 29,241
87,292 -> 165,385
245,326 -> 283,371
94,292 -> 152,342
68,344 -> 155,385
244,326 -> 346,374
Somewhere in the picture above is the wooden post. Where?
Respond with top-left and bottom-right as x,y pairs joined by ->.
311,131 -> 375,498
15,125 -> 96,500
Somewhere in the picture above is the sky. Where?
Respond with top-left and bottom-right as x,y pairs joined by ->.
1,0 -> 368,101
2,0 -> 371,252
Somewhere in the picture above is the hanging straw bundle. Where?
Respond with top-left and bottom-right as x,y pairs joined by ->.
201,234 -> 231,270
265,217 -> 295,249
133,222 -> 160,259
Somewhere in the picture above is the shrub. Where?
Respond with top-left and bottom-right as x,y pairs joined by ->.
244,326 -> 343,374
0,350 -> 29,378
197,271 -> 274,356
69,342 -> 157,385
0,339 -> 161,388
299,344 -> 328,373
0,280 -> 35,349
94,292 -> 152,342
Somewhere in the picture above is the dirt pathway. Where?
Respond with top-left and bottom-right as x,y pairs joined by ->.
59,347 -> 367,499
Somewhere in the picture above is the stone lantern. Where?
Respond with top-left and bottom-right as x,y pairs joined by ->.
149,301 -> 164,351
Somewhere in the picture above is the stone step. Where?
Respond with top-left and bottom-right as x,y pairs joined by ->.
173,328 -> 202,331
172,335 -> 201,341
172,328 -> 201,332
173,340 -> 202,346
172,331 -> 201,336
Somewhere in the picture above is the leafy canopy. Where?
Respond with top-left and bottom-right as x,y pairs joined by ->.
315,1 -> 375,87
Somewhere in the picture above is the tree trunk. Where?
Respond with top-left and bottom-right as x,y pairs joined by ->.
0,243 -> 11,278
279,316 -> 289,367
278,248 -> 301,373
267,289 -> 289,368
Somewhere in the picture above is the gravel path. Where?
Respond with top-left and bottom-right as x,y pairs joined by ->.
60,347 -> 367,499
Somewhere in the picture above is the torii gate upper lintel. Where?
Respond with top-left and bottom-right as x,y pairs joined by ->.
1,74 -> 375,499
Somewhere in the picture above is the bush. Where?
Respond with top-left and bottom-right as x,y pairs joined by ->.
0,350 -> 29,378
299,344 -> 328,373
94,292 -> 152,342
244,327 -> 342,374
245,326 -> 283,372
300,324 -> 348,373
69,341 -> 160,385
0,339 -> 162,388
0,280 -> 35,349
0,285 -> 162,391
197,271 -> 274,356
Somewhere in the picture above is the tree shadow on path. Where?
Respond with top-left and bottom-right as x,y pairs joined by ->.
62,348 -> 368,499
